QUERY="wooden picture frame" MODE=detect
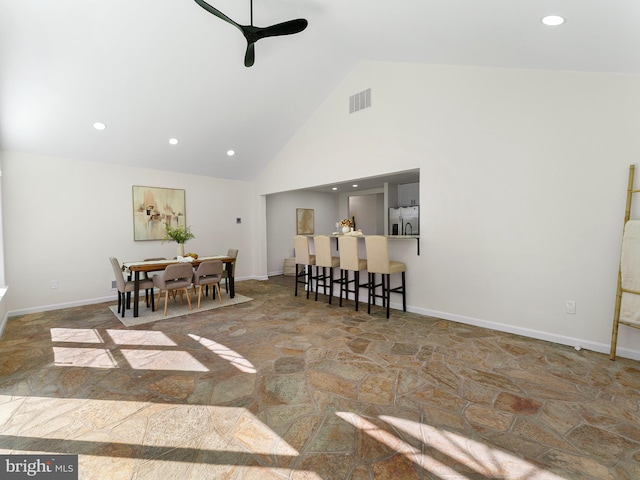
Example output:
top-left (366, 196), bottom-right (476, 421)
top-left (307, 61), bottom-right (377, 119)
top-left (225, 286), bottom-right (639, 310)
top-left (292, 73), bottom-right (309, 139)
top-left (132, 186), bottom-right (186, 241)
top-left (296, 208), bottom-right (314, 235)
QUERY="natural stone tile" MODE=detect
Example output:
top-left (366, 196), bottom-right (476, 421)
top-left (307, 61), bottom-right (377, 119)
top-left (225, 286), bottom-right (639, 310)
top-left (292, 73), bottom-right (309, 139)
top-left (296, 453), bottom-right (354, 479)
top-left (421, 405), bottom-right (467, 432)
top-left (212, 373), bottom-right (255, 404)
top-left (308, 371), bottom-right (358, 399)
top-left (484, 432), bottom-right (549, 459)
top-left (421, 361), bottom-right (461, 392)
top-left (146, 375), bottom-right (195, 400)
top-left (461, 379), bottom-right (497, 406)
top-left (260, 404), bottom-right (316, 435)
top-left (310, 359), bottom-right (368, 382)
top-left (494, 391), bottom-right (542, 415)
top-left (511, 418), bottom-right (578, 452)
top-left (370, 453), bottom-right (421, 479)
top-left (539, 449), bottom-right (616, 480)
top-left (464, 404), bottom-right (513, 432)
top-left (611, 423), bottom-right (640, 443)
top-left (260, 374), bottom-right (310, 406)
top-left (274, 356), bottom-right (305, 374)
top-left (359, 373), bottom-right (395, 405)
top-left (400, 385), bottom-right (466, 413)
top-left (396, 370), bottom-right (427, 396)
top-left (390, 343), bottom-right (420, 355)
top-left (347, 337), bottom-right (370, 354)
top-left (538, 400), bottom-right (583, 435)
top-left (307, 416), bottom-right (356, 453)
top-left (567, 424), bottom-right (639, 464)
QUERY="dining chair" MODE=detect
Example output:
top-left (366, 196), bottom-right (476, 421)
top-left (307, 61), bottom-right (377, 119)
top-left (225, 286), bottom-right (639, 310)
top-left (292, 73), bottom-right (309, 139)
top-left (222, 249), bottom-right (238, 293)
top-left (142, 257), bottom-right (168, 300)
top-left (152, 263), bottom-right (194, 316)
top-left (365, 235), bottom-right (407, 318)
top-left (109, 257), bottom-right (155, 317)
top-left (192, 260), bottom-right (224, 308)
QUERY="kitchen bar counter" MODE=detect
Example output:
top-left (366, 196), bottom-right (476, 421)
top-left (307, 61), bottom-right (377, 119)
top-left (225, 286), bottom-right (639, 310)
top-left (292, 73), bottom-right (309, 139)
top-left (327, 233), bottom-right (421, 255)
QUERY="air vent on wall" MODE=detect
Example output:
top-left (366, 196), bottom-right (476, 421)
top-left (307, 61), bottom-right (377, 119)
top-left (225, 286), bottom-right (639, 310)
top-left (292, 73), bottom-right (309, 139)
top-left (349, 88), bottom-right (371, 114)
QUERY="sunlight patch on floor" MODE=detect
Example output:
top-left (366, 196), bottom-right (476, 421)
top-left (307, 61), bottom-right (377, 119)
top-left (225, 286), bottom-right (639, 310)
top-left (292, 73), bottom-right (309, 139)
top-left (337, 412), bottom-right (565, 480)
top-left (0, 395), bottom-right (299, 463)
top-left (189, 334), bottom-right (257, 373)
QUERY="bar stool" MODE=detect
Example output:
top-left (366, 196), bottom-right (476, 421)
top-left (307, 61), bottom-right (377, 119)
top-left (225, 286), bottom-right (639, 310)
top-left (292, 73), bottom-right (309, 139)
top-left (365, 236), bottom-right (406, 318)
top-left (338, 235), bottom-right (369, 311)
top-left (313, 235), bottom-right (340, 303)
top-left (294, 235), bottom-right (316, 299)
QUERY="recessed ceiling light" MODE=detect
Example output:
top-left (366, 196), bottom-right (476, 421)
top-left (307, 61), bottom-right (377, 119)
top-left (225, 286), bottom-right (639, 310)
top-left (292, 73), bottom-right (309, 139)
top-left (352, 184), bottom-right (358, 188)
top-left (227, 150), bottom-right (235, 156)
top-left (93, 122), bottom-right (106, 130)
top-left (332, 187), bottom-right (338, 191)
top-left (169, 138), bottom-right (179, 145)
top-left (541, 15), bottom-right (565, 26)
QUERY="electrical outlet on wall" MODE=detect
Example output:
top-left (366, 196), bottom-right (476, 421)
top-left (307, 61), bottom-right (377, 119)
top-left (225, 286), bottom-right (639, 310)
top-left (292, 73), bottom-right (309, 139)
top-left (565, 300), bottom-right (576, 314)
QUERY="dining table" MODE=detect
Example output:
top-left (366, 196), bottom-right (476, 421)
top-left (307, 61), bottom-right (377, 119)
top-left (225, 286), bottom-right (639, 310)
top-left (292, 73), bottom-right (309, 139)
top-left (122, 255), bottom-right (236, 317)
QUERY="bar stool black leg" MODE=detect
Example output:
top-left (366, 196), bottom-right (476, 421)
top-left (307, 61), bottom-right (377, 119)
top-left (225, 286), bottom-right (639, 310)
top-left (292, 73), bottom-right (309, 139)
top-left (353, 271), bottom-right (360, 312)
top-left (329, 267), bottom-right (334, 304)
top-left (386, 274), bottom-right (391, 319)
top-left (402, 271), bottom-right (406, 311)
top-left (367, 272), bottom-right (373, 314)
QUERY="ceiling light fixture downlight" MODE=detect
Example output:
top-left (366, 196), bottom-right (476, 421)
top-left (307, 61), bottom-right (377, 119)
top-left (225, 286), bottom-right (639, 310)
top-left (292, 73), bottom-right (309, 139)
top-left (93, 122), bottom-right (106, 130)
top-left (227, 150), bottom-right (235, 156)
top-left (541, 15), bottom-right (565, 26)
top-left (169, 138), bottom-right (179, 145)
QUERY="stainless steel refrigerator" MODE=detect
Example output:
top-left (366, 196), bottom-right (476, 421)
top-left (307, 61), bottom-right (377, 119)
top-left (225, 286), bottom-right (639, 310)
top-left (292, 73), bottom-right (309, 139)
top-left (389, 206), bottom-right (419, 235)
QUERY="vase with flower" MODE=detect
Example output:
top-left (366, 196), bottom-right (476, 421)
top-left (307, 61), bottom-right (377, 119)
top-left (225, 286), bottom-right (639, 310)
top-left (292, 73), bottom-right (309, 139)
top-left (339, 218), bottom-right (354, 234)
top-left (163, 223), bottom-right (195, 257)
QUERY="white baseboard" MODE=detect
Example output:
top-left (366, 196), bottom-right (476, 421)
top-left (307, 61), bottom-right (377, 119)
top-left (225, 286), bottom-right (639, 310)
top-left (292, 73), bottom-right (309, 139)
top-left (399, 302), bottom-right (640, 362)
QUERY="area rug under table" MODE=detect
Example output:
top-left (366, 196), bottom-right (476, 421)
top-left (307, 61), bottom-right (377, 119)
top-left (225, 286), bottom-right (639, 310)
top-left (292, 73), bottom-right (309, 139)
top-left (109, 294), bottom-right (253, 326)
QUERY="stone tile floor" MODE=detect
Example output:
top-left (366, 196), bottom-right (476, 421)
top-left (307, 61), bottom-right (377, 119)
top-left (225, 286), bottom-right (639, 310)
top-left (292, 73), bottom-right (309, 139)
top-left (0, 276), bottom-right (639, 479)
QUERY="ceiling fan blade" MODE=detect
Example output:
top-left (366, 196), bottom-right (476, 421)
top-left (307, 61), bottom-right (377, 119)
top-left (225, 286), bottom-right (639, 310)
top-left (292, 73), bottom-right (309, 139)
top-left (244, 42), bottom-right (256, 67)
top-left (255, 18), bottom-right (308, 39)
top-left (193, 0), bottom-right (241, 31)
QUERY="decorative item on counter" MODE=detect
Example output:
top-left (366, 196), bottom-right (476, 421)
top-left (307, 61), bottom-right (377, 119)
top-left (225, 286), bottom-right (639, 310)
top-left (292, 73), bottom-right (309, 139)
top-left (163, 223), bottom-right (195, 257)
top-left (185, 252), bottom-right (198, 259)
top-left (339, 218), bottom-right (354, 234)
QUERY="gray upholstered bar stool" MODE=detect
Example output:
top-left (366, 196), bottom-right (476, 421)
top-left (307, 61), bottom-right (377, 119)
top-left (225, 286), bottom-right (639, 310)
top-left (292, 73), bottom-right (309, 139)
top-left (338, 235), bottom-right (369, 311)
top-left (313, 235), bottom-right (340, 303)
top-left (294, 235), bottom-right (316, 299)
top-left (365, 235), bottom-right (406, 318)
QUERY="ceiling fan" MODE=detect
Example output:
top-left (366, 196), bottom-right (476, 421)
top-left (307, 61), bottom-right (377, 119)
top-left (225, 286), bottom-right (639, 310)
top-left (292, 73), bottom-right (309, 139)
top-left (193, 0), bottom-right (308, 67)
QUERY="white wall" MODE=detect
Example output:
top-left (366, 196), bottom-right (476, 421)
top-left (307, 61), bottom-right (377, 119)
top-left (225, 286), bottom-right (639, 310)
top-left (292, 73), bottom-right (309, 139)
top-left (265, 190), bottom-right (339, 275)
top-left (2, 151), bottom-right (257, 314)
top-left (256, 62), bottom-right (640, 360)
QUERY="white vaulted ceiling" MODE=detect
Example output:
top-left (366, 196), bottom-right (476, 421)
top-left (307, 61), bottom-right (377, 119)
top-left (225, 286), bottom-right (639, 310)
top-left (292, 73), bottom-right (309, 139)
top-left (1, 0), bottom-right (639, 181)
